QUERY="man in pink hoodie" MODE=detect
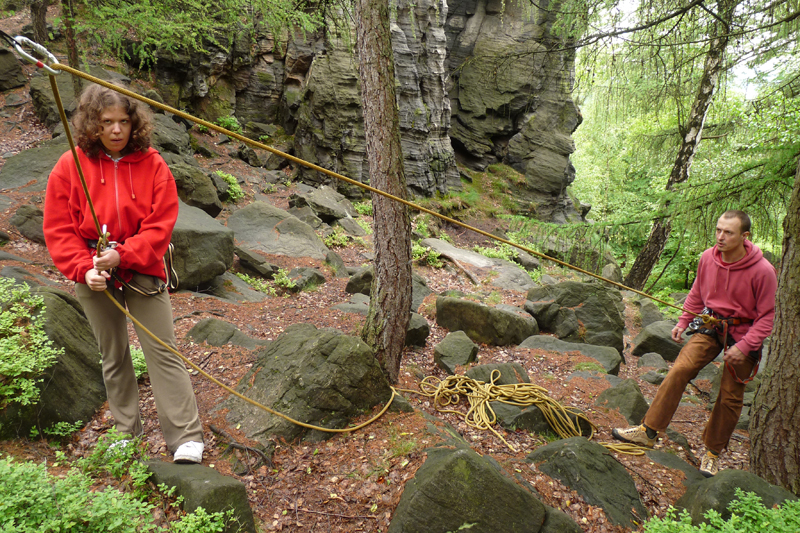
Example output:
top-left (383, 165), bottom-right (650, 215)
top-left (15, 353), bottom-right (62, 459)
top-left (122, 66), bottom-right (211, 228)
top-left (612, 211), bottom-right (777, 477)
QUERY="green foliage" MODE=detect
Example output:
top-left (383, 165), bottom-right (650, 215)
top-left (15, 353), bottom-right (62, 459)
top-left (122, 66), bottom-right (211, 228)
top-left (236, 272), bottom-right (278, 297)
top-left (214, 116), bottom-right (242, 134)
top-left (0, 279), bottom-right (62, 409)
top-left (196, 124), bottom-right (209, 134)
top-left (169, 507), bottom-right (234, 533)
top-left (130, 345), bottom-right (148, 379)
top-left (573, 362), bottom-right (606, 373)
top-left (356, 218), bottom-right (373, 235)
top-left (214, 171), bottom-right (245, 202)
top-left (273, 268), bottom-right (297, 290)
top-left (413, 215), bottom-right (431, 238)
top-left (411, 242), bottom-right (444, 268)
top-left (323, 227), bottom-right (352, 248)
top-left (43, 420), bottom-right (84, 440)
top-left (472, 243), bottom-right (517, 262)
top-left (354, 201), bottom-right (373, 216)
top-left (643, 488), bottom-right (800, 532)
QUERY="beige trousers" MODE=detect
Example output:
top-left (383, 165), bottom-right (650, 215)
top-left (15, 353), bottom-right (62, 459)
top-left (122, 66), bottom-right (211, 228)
top-left (76, 273), bottom-right (202, 451)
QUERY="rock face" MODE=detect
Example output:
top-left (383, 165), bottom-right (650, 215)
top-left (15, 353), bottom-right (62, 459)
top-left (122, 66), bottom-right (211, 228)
top-left (444, 0), bottom-right (583, 222)
top-left (143, 0), bottom-right (579, 219)
top-left (436, 295), bottom-right (539, 346)
top-left (0, 49), bottom-right (27, 91)
top-left (222, 324), bottom-right (392, 443)
top-left (172, 202), bottom-right (235, 289)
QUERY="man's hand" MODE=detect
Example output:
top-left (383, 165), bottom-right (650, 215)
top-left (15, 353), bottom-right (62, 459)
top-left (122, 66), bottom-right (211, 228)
top-left (671, 325), bottom-right (685, 343)
top-left (93, 248), bottom-right (121, 271)
top-left (85, 268), bottom-right (110, 291)
top-left (723, 345), bottom-right (747, 365)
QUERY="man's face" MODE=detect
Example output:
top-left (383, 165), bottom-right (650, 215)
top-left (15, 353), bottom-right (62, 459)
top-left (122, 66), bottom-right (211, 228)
top-left (715, 216), bottom-right (749, 255)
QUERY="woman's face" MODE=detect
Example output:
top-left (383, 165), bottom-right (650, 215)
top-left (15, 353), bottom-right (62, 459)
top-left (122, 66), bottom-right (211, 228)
top-left (99, 105), bottom-right (131, 158)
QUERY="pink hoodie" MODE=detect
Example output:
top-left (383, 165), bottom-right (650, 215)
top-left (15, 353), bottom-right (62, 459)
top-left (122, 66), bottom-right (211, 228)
top-left (677, 240), bottom-right (777, 354)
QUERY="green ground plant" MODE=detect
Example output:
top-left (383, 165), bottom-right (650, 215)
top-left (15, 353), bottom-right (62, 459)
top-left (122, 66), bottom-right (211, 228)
top-left (643, 488), bottom-right (800, 532)
top-left (0, 279), bottom-right (63, 409)
top-left (272, 268), bottom-right (297, 291)
top-left (130, 345), bottom-right (148, 379)
top-left (411, 241), bottom-right (444, 268)
top-left (214, 116), bottom-right (242, 134)
top-left (214, 171), bottom-right (244, 202)
top-left (323, 227), bottom-right (352, 248)
top-left (236, 272), bottom-right (278, 297)
top-left (356, 219), bottom-right (373, 235)
top-left (354, 201), bottom-right (373, 216)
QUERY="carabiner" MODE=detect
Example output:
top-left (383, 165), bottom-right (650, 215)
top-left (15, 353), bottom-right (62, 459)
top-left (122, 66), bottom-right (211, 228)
top-left (10, 35), bottom-right (60, 75)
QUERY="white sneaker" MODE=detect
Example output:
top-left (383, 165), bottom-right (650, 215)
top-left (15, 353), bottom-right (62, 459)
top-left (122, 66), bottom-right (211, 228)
top-left (173, 441), bottom-right (204, 464)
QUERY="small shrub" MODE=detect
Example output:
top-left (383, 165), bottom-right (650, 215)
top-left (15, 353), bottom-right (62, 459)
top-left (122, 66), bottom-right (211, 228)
top-left (324, 227), bottom-right (351, 248)
top-left (43, 420), bottom-right (84, 440)
top-left (196, 124), bottom-right (209, 134)
top-left (413, 216), bottom-right (431, 238)
top-left (573, 362), bottom-right (606, 373)
top-left (0, 279), bottom-right (63, 409)
top-left (130, 345), bottom-right (148, 379)
top-left (235, 272), bottom-right (277, 297)
top-left (473, 244), bottom-right (517, 261)
top-left (214, 115), bottom-right (241, 134)
top-left (356, 219), bottom-right (373, 235)
top-left (353, 201), bottom-right (373, 216)
top-left (411, 242), bottom-right (444, 268)
top-left (273, 268), bottom-right (297, 290)
top-left (214, 171), bottom-right (244, 202)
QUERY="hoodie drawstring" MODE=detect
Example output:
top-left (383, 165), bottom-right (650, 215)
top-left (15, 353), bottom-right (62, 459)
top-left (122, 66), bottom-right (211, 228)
top-left (128, 163), bottom-right (136, 200)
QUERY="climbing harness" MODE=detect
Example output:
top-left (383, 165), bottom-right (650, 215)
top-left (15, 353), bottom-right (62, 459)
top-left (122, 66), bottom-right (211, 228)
top-left (0, 35), bottom-right (723, 451)
top-left (687, 308), bottom-right (759, 384)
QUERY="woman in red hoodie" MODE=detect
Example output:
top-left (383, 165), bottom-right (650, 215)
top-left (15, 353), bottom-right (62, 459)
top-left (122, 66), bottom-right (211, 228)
top-left (43, 84), bottom-right (204, 463)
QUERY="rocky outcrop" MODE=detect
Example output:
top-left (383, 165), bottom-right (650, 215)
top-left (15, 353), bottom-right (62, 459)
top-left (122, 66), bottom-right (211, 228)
top-left (172, 201), bottom-right (235, 289)
top-left (445, 0), bottom-right (583, 222)
top-left (436, 295), bottom-right (539, 346)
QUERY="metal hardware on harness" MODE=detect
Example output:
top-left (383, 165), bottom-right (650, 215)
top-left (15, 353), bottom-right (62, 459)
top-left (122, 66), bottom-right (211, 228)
top-left (7, 34), bottom-right (61, 75)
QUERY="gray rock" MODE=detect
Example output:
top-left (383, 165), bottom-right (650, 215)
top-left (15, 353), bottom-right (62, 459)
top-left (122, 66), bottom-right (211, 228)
top-left (287, 267), bottom-right (326, 292)
top-left (334, 216), bottom-right (367, 236)
top-left (635, 299), bottom-right (664, 328)
top-left (9, 205), bottom-right (45, 244)
top-left (330, 293), bottom-right (371, 315)
top-left (665, 428), bottom-right (698, 463)
top-left (519, 335), bottom-right (622, 375)
top-left (185, 318), bottom-right (269, 350)
top-left (566, 370), bottom-right (624, 388)
top-left (288, 186), bottom-right (357, 222)
top-left (0, 282), bottom-right (105, 439)
top-left (632, 320), bottom-right (686, 361)
top-left (146, 461), bottom-right (256, 533)
top-left (222, 323), bottom-right (392, 443)
top-left (602, 262), bottom-right (622, 283)
top-left (345, 266), bottom-right (432, 312)
top-left (227, 201), bottom-right (329, 261)
top-left (675, 470), bottom-right (798, 526)
top-left (525, 281), bottom-right (625, 353)
top-left (0, 194), bottom-right (13, 211)
top-left (324, 250), bottom-right (349, 278)
top-left (526, 437), bottom-right (647, 528)
top-left (389, 447), bottom-right (546, 533)
top-left (405, 312), bottom-right (430, 347)
top-left (594, 379), bottom-right (650, 426)
top-left (0, 250), bottom-right (30, 263)
top-left (189, 273), bottom-right (270, 304)
top-left (433, 331), bottom-right (479, 374)
top-left (541, 506), bottom-right (583, 533)
top-left (641, 370), bottom-right (667, 385)
top-left (151, 113), bottom-right (193, 157)
top-left (234, 246), bottom-right (276, 278)
top-left (170, 161), bottom-right (223, 217)
top-left (466, 362), bottom-right (530, 385)
top-left (512, 250), bottom-right (540, 271)
top-left (637, 352), bottom-right (668, 369)
top-left (436, 296), bottom-right (539, 346)
top-left (1, 266), bottom-right (58, 286)
top-left (287, 206), bottom-right (323, 228)
top-left (0, 49), bottom-right (26, 91)
top-left (491, 401), bottom-right (593, 437)
top-left (0, 137), bottom-right (68, 191)
top-left (172, 201), bottom-right (235, 289)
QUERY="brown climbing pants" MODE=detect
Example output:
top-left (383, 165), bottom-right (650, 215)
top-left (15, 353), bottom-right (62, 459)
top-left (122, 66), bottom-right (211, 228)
top-left (642, 333), bottom-right (757, 454)
top-left (76, 273), bottom-right (203, 451)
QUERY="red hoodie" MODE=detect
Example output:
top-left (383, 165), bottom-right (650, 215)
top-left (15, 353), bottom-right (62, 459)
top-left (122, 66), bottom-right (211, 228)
top-left (43, 147), bottom-right (179, 285)
top-left (677, 240), bottom-right (777, 355)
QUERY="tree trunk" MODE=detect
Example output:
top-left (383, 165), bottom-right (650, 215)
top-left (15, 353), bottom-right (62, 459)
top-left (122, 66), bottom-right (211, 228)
top-left (355, 0), bottom-right (412, 383)
top-left (30, 0), bottom-right (49, 47)
top-left (62, 0), bottom-right (83, 97)
top-left (750, 159), bottom-right (800, 495)
top-left (623, 1), bottom-right (734, 290)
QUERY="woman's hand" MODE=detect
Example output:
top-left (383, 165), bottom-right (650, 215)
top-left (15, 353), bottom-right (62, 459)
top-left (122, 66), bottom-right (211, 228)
top-left (93, 248), bottom-right (121, 271)
top-left (85, 268), bottom-right (111, 291)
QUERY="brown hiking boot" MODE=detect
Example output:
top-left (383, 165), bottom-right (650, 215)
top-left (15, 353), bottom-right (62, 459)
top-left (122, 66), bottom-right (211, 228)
top-left (611, 424), bottom-right (656, 448)
top-left (700, 451), bottom-right (719, 477)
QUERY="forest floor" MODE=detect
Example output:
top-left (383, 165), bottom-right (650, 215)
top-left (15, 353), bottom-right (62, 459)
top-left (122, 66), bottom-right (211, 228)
top-left (0, 11), bottom-right (754, 533)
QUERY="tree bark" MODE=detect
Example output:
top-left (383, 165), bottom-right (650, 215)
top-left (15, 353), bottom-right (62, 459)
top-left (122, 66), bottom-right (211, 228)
top-left (355, 0), bottom-right (412, 382)
top-left (62, 0), bottom-right (83, 97)
top-left (30, 0), bottom-right (49, 47)
top-left (750, 159), bottom-right (800, 495)
top-left (623, 0), bottom-right (734, 290)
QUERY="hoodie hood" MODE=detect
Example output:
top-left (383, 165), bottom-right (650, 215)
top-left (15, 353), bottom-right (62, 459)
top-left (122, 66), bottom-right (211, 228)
top-left (711, 240), bottom-right (763, 292)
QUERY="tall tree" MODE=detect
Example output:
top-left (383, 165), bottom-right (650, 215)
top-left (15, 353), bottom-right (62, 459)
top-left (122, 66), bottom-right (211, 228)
top-left (750, 158), bottom-right (800, 495)
top-left (355, 0), bottom-right (413, 381)
top-left (29, 0), bottom-right (49, 47)
top-left (623, 0), bottom-right (736, 290)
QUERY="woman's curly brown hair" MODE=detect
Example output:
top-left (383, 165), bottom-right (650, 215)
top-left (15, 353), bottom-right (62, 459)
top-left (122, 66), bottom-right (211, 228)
top-left (72, 84), bottom-right (154, 158)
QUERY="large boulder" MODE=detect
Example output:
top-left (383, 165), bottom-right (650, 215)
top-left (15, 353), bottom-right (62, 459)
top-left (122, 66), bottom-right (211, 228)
top-left (525, 281), bottom-right (625, 353)
top-left (185, 318), bottom-right (269, 350)
top-left (632, 320), bottom-right (689, 361)
top-left (519, 335), bottom-right (622, 375)
top-left (345, 266), bottom-right (433, 312)
top-left (0, 282), bottom-right (105, 439)
top-left (594, 378), bottom-right (649, 426)
top-left (526, 437), bottom-right (647, 528)
top-left (226, 201), bottom-right (329, 261)
top-left (0, 49), bottom-right (26, 91)
top-left (388, 447), bottom-right (547, 533)
top-left (222, 323), bottom-right (392, 443)
top-left (172, 202), bottom-right (234, 289)
top-left (288, 186), bottom-right (357, 222)
top-left (0, 137), bottom-right (69, 192)
top-left (675, 470), bottom-right (798, 526)
top-left (436, 296), bottom-right (539, 346)
top-left (170, 162), bottom-right (223, 217)
top-left (9, 204), bottom-right (45, 244)
top-left (433, 331), bottom-right (479, 374)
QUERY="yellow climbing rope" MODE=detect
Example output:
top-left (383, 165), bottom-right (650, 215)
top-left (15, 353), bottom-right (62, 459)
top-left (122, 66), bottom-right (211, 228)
top-left (5, 37), bottom-right (678, 451)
